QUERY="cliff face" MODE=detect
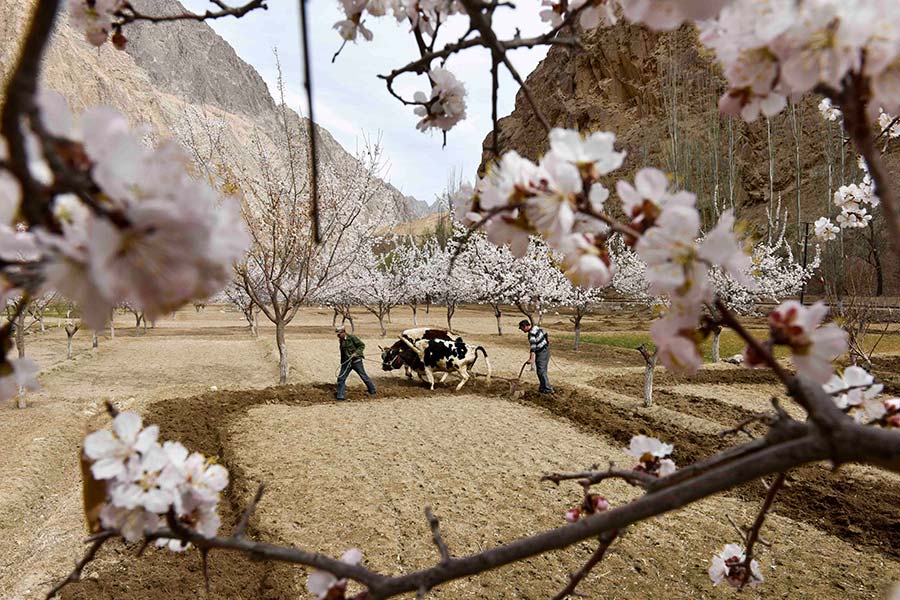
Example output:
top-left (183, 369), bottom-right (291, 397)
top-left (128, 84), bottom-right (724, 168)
top-left (1, 0), bottom-right (430, 222)
top-left (482, 23), bottom-right (898, 230)
top-left (480, 23), bottom-right (900, 294)
top-left (122, 0), bottom-right (274, 118)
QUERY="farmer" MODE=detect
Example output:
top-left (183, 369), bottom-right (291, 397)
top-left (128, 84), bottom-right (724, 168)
top-left (518, 319), bottom-right (554, 394)
top-left (335, 326), bottom-right (377, 401)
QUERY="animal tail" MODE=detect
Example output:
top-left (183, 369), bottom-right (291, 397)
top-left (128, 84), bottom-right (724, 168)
top-left (475, 346), bottom-right (491, 384)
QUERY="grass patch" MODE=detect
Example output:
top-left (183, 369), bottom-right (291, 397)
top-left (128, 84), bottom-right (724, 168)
top-left (561, 329), bottom-right (791, 363)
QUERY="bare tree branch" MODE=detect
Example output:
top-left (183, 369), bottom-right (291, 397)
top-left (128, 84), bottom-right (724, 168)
top-left (233, 484), bottom-right (266, 538)
top-left (45, 531), bottom-right (116, 599)
top-left (115, 0), bottom-right (268, 25)
top-left (425, 507), bottom-right (452, 564)
top-left (550, 530), bottom-right (618, 600)
top-left (739, 472), bottom-right (786, 588)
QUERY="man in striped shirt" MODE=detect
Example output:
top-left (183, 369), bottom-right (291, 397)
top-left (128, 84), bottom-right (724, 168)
top-left (518, 319), bottom-right (554, 394)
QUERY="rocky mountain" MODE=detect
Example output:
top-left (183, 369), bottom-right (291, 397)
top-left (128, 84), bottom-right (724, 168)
top-left (1, 0), bottom-right (431, 223)
top-left (481, 22), bottom-right (900, 294)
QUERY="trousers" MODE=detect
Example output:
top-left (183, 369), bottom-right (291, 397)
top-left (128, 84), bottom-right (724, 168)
top-left (336, 358), bottom-right (376, 399)
top-left (535, 348), bottom-right (553, 393)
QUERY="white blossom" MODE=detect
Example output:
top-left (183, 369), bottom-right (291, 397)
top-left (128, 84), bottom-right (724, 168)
top-left (814, 217), bottom-right (839, 241)
top-left (306, 548), bottom-right (364, 599)
top-left (763, 301), bottom-right (848, 383)
top-left (414, 68), bottom-right (467, 132)
top-left (709, 543), bottom-right (764, 588)
top-left (625, 435), bottom-right (673, 462)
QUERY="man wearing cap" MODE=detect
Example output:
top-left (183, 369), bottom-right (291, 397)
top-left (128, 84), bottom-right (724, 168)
top-left (518, 319), bottom-right (554, 394)
top-left (335, 326), bottom-right (377, 401)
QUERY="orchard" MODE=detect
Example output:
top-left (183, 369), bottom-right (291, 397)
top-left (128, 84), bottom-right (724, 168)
top-left (2, 0), bottom-right (900, 599)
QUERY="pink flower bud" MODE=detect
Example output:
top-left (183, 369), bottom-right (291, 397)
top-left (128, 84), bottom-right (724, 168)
top-left (592, 495), bottom-right (609, 512)
top-left (564, 507), bottom-right (581, 523)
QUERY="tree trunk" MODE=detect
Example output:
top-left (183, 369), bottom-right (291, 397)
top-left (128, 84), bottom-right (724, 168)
top-left (15, 310), bottom-right (25, 358)
top-left (92, 331), bottom-right (98, 349)
top-left (332, 308), bottom-right (338, 328)
top-left (446, 304), bottom-right (455, 331)
top-left (109, 310), bottom-right (115, 340)
top-left (251, 310), bottom-right (258, 337)
top-left (493, 305), bottom-right (502, 336)
top-left (410, 304), bottom-right (418, 326)
top-left (386, 308), bottom-right (392, 324)
top-left (65, 324), bottom-right (78, 360)
top-left (275, 319), bottom-right (288, 384)
top-left (573, 314), bottom-right (583, 351)
top-left (377, 313), bottom-right (387, 337)
top-left (711, 327), bottom-right (722, 363)
top-left (38, 317), bottom-right (44, 332)
top-left (637, 344), bottom-right (656, 407)
top-left (868, 227), bottom-right (885, 296)
top-left (643, 356), bottom-right (656, 407)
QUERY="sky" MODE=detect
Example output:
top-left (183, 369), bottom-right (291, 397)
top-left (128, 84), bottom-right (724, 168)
top-left (179, 0), bottom-right (549, 205)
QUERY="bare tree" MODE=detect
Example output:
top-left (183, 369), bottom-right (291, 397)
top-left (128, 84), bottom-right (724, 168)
top-left (230, 73), bottom-right (385, 383)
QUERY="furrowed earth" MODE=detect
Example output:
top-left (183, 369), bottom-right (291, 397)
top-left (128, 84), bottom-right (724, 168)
top-left (2, 306), bottom-right (898, 600)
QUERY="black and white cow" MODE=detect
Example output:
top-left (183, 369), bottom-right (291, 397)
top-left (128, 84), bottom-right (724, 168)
top-left (381, 331), bottom-right (491, 391)
top-left (384, 328), bottom-right (456, 380)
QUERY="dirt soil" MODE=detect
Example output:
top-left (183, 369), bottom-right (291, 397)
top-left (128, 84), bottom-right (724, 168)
top-left (1, 306), bottom-right (899, 600)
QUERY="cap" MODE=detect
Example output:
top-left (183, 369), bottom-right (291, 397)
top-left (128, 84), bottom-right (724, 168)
top-left (335, 326), bottom-right (346, 333)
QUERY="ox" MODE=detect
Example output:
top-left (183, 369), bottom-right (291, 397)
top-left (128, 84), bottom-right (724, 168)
top-left (385, 328), bottom-right (456, 380)
top-left (381, 331), bottom-right (491, 391)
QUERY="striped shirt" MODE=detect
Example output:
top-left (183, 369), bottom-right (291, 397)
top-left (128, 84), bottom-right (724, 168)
top-left (528, 326), bottom-right (549, 353)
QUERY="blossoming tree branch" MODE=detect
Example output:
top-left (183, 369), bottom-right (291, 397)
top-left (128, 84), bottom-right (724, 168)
top-left (1, 0), bottom-right (896, 599)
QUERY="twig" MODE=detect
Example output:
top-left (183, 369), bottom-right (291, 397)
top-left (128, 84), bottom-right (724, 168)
top-left (541, 467), bottom-right (657, 490)
top-left (550, 530), bottom-right (618, 600)
top-left (714, 299), bottom-right (794, 392)
top-left (739, 472), bottom-right (786, 588)
top-left (490, 56), bottom-right (500, 157)
top-left (458, 0), bottom-right (551, 132)
top-left (298, 0), bottom-right (320, 244)
top-left (201, 548), bottom-right (211, 593)
top-left (233, 483), bottom-right (266, 538)
top-left (45, 531), bottom-right (115, 599)
top-left (718, 412), bottom-right (776, 440)
top-left (580, 205), bottom-right (642, 241)
top-left (724, 514), bottom-right (771, 548)
top-left (424, 507), bottom-right (451, 563)
top-left (116, 0), bottom-right (268, 25)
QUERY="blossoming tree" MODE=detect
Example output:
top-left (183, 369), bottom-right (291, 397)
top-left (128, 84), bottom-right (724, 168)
top-left (392, 239), bottom-right (434, 327)
top-left (347, 237), bottom-right (415, 337)
top-left (463, 229), bottom-right (521, 335)
top-left (16, 1), bottom-right (900, 599)
top-left (229, 117), bottom-right (384, 383)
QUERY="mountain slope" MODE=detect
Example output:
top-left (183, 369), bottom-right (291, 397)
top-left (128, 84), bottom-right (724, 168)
top-left (1, 0), bottom-right (430, 222)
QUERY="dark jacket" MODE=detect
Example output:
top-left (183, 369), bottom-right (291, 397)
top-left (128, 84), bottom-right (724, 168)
top-left (340, 334), bottom-right (366, 362)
